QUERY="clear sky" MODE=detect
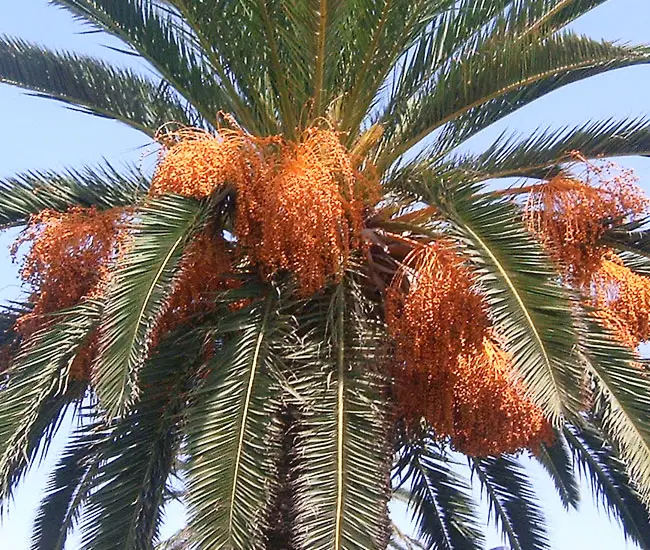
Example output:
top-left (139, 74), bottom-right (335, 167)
top-left (0, 1), bottom-right (649, 548)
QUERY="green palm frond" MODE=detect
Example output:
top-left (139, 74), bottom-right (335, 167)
top-left (0, 301), bottom-right (100, 503)
top-left (391, 0), bottom-right (610, 114)
top-left (618, 250), bottom-right (650, 277)
top-left (577, 315), bottom-right (650, 505)
top-left (94, 194), bottom-right (208, 418)
top-left (31, 424), bottom-right (107, 550)
top-left (292, 282), bottom-right (391, 549)
top-left (80, 331), bottom-right (202, 550)
top-left (392, 0), bottom-right (510, 89)
top-left (162, 0), bottom-right (287, 135)
top-left (446, 117), bottom-right (650, 183)
top-left (0, 162), bottom-right (148, 228)
top-left (470, 455), bottom-right (550, 550)
top-left (0, 36), bottom-right (194, 136)
top-left (401, 175), bottom-right (582, 422)
top-left (183, 293), bottom-right (287, 550)
top-left (563, 422), bottom-right (650, 549)
top-left (381, 34), bottom-right (650, 164)
top-left (337, 0), bottom-right (458, 137)
top-left (50, 0), bottom-right (228, 130)
top-left (393, 438), bottom-right (484, 550)
top-left (502, 0), bottom-right (610, 37)
top-left (535, 433), bottom-right (580, 510)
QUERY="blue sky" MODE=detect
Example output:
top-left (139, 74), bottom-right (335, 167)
top-left (0, 1), bottom-right (649, 548)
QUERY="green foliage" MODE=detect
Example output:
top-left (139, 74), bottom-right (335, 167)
top-left (394, 439), bottom-right (484, 550)
top-left (183, 293), bottom-right (287, 549)
top-left (381, 31), bottom-right (650, 164)
top-left (442, 117), bottom-right (650, 183)
top-left (577, 314), bottom-right (650, 504)
top-left (94, 194), bottom-right (207, 418)
top-left (81, 332), bottom-right (202, 550)
top-left (31, 424), bottom-right (106, 550)
top-left (51, 0), bottom-right (226, 129)
top-left (0, 162), bottom-right (148, 227)
top-left (0, 301), bottom-right (100, 503)
top-left (291, 283), bottom-right (391, 550)
top-left (470, 456), bottom-right (550, 550)
top-left (564, 422), bottom-right (650, 549)
top-left (1, 0), bottom-right (650, 548)
top-left (0, 35), bottom-right (193, 136)
top-left (535, 434), bottom-right (581, 510)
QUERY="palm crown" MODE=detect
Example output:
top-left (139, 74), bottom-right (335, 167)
top-left (2, 1), bottom-right (650, 549)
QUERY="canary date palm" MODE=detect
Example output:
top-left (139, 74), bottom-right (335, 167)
top-left (2, 1), bottom-right (650, 549)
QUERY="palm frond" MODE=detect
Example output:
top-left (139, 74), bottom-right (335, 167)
top-left (393, 437), bottom-right (484, 550)
top-left (504, 0), bottom-right (610, 38)
top-left (388, 0), bottom-right (513, 110)
top-left (470, 455), bottom-right (550, 550)
top-left (0, 162), bottom-right (148, 228)
top-left (0, 301), bottom-right (100, 503)
top-left (31, 423), bottom-right (107, 550)
top-left (94, 194), bottom-right (207, 418)
top-left (80, 331), bottom-right (202, 550)
top-left (390, 0), bottom-right (610, 116)
top-left (163, 0), bottom-right (286, 135)
top-left (337, 0), bottom-right (458, 137)
top-left (50, 0), bottom-right (227, 129)
top-left (381, 33), bottom-right (650, 164)
top-left (563, 422), bottom-right (650, 550)
top-left (577, 315), bottom-right (650, 505)
top-left (183, 293), bottom-right (286, 549)
top-left (0, 36), bottom-right (194, 136)
top-left (534, 433), bottom-right (580, 510)
top-left (292, 282), bottom-right (391, 549)
top-left (447, 117), bottom-right (650, 183)
top-left (603, 219), bottom-right (650, 276)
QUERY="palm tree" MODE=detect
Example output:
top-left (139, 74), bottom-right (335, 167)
top-left (2, 1), bottom-right (650, 549)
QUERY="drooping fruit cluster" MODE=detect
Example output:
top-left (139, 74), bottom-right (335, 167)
top-left (385, 242), bottom-right (550, 455)
top-left (150, 128), bottom-right (261, 198)
top-left (385, 242), bottom-right (490, 437)
top-left (151, 126), bottom-right (377, 295)
top-left (521, 159), bottom-right (650, 351)
top-left (12, 207), bottom-right (125, 337)
top-left (452, 336), bottom-right (553, 456)
top-left (591, 255), bottom-right (650, 348)
top-left (11, 207), bottom-right (126, 380)
top-left (524, 162), bottom-right (647, 285)
top-left (237, 128), bottom-right (374, 295)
